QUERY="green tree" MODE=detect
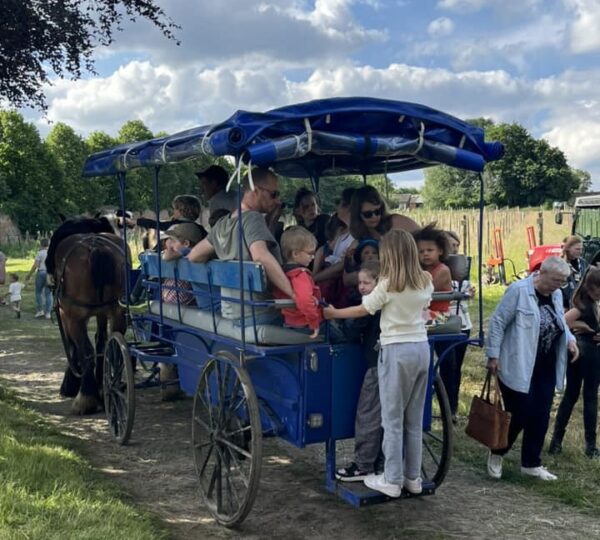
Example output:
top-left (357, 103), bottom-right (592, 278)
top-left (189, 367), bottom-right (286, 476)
top-left (46, 122), bottom-right (108, 215)
top-left (486, 123), bottom-right (578, 206)
top-left (422, 166), bottom-right (482, 208)
top-left (0, 110), bottom-right (62, 232)
top-left (0, 0), bottom-right (178, 111)
top-left (571, 168), bottom-right (592, 193)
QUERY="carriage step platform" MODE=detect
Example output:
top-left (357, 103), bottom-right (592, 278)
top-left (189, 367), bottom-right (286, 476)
top-left (330, 479), bottom-right (435, 507)
top-left (130, 342), bottom-right (175, 358)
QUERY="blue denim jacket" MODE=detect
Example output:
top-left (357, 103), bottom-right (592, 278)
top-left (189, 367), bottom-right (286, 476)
top-left (486, 275), bottom-right (575, 393)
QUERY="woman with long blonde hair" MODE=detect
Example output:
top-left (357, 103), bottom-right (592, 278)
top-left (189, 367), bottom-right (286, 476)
top-left (324, 229), bottom-right (433, 498)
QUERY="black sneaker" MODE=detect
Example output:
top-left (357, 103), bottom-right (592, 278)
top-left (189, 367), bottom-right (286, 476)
top-left (548, 439), bottom-right (562, 455)
top-left (585, 446), bottom-right (600, 458)
top-left (335, 462), bottom-right (371, 482)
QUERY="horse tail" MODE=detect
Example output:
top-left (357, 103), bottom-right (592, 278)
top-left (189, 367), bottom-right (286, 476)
top-left (90, 248), bottom-right (118, 303)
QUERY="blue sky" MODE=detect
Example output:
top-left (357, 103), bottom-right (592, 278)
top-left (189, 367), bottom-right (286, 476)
top-left (27, 0), bottom-right (600, 189)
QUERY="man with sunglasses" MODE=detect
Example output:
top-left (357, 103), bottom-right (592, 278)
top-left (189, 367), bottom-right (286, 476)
top-left (188, 167), bottom-right (294, 323)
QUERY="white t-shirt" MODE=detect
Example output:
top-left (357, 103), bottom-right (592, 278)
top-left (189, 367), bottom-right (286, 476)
top-left (362, 277), bottom-right (433, 346)
top-left (326, 231), bottom-right (354, 264)
top-left (9, 282), bottom-right (25, 302)
top-left (35, 248), bottom-right (48, 273)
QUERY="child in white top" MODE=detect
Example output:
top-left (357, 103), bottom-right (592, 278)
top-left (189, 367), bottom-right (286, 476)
top-left (324, 229), bottom-right (433, 497)
top-left (7, 273), bottom-right (25, 319)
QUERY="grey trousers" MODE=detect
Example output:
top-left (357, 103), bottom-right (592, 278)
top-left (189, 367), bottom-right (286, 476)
top-left (378, 341), bottom-right (429, 485)
top-left (355, 366), bottom-right (383, 471)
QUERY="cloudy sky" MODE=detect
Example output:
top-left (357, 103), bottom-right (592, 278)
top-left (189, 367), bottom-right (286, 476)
top-left (27, 0), bottom-right (600, 188)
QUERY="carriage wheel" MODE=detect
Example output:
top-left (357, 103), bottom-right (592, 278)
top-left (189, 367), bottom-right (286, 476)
top-left (103, 332), bottom-right (135, 445)
top-left (192, 352), bottom-right (262, 527)
top-left (421, 374), bottom-right (453, 488)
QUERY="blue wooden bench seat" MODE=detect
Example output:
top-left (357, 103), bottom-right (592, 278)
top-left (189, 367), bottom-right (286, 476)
top-left (139, 253), bottom-right (321, 346)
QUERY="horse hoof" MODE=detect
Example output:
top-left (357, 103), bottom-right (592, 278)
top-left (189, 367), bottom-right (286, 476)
top-left (72, 393), bottom-right (99, 415)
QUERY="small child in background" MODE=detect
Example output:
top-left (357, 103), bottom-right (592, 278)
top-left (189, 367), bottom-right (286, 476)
top-left (313, 215), bottom-right (346, 304)
top-left (345, 239), bottom-right (379, 306)
top-left (274, 226), bottom-right (323, 338)
top-left (337, 260), bottom-right (384, 481)
top-left (325, 230), bottom-right (433, 497)
top-left (7, 273), bottom-right (25, 319)
top-left (161, 222), bottom-right (207, 306)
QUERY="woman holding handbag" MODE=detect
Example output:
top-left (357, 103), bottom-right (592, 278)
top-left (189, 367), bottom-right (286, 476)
top-left (485, 256), bottom-right (579, 481)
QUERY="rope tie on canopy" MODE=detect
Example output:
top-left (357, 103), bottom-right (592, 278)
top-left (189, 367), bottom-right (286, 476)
top-left (225, 154), bottom-right (254, 194)
top-left (304, 118), bottom-right (313, 153)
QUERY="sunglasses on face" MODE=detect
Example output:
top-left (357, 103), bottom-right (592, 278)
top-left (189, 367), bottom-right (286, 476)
top-left (361, 208), bottom-right (382, 219)
top-left (256, 185), bottom-right (280, 199)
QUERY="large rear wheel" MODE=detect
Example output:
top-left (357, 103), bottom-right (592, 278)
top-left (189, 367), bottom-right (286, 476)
top-left (103, 332), bottom-right (135, 445)
top-left (421, 374), bottom-right (453, 487)
top-left (192, 352), bottom-right (262, 527)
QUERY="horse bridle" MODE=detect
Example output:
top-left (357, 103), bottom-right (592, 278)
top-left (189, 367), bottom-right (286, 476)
top-left (53, 234), bottom-right (126, 310)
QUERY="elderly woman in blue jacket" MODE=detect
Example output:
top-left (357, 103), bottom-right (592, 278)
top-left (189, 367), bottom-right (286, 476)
top-left (486, 256), bottom-right (579, 481)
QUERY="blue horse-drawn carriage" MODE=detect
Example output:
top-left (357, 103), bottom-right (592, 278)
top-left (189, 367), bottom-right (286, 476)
top-left (83, 97), bottom-right (503, 526)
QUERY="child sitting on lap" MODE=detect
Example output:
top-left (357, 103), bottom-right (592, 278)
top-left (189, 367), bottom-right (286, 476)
top-left (161, 223), bottom-right (207, 305)
top-left (337, 260), bottom-right (384, 481)
top-left (274, 226), bottom-right (323, 338)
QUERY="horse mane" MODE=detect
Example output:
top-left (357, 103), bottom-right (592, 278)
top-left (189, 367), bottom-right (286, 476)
top-left (46, 216), bottom-right (115, 277)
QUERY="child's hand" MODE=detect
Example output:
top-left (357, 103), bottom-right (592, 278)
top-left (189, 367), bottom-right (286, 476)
top-left (309, 328), bottom-right (319, 339)
top-left (323, 305), bottom-right (337, 320)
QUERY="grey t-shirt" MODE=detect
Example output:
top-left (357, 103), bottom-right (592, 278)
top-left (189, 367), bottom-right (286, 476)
top-left (208, 211), bottom-right (282, 320)
top-left (209, 189), bottom-right (239, 214)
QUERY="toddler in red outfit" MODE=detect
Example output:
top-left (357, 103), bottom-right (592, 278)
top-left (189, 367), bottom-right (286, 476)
top-left (275, 226), bottom-right (323, 338)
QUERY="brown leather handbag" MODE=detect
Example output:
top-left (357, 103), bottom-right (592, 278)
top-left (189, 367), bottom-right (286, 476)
top-left (465, 372), bottom-right (511, 450)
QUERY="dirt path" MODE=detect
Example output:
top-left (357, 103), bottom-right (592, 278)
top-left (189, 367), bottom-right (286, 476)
top-left (1, 316), bottom-right (600, 539)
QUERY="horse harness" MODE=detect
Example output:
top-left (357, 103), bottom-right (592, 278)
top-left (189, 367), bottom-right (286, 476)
top-left (53, 234), bottom-right (125, 310)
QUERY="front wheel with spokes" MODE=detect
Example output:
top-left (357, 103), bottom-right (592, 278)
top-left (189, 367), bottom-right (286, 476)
top-left (103, 332), bottom-right (135, 445)
top-left (421, 373), bottom-right (453, 487)
top-left (192, 352), bottom-right (262, 527)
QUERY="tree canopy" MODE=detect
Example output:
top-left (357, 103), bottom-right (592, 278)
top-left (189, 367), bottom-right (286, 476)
top-left (0, 0), bottom-right (178, 111)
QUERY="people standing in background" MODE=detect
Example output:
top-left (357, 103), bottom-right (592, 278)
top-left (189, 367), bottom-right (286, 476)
top-left (26, 238), bottom-right (52, 319)
top-left (561, 235), bottom-right (587, 310)
top-left (486, 257), bottom-right (578, 481)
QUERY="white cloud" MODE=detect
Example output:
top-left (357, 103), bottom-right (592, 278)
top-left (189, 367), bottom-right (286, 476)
top-left (437, 0), bottom-right (542, 12)
top-left (428, 17), bottom-right (455, 37)
top-left (106, 0), bottom-right (386, 68)
top-left (566, 0), bottom-right (600, 53)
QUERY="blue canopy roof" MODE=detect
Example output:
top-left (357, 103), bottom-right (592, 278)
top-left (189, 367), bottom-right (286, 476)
top-left (82, 97), bottom-right (503, 178)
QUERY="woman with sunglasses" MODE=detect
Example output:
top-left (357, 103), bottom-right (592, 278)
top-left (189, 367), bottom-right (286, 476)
top-left (293, 187), bottom-right (331, 247)
top-left (344, 186), bottom-right (419, 287)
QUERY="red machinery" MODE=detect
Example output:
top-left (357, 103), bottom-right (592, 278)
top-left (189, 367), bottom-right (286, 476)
top-left (526, 225), bottom-right (562, 273)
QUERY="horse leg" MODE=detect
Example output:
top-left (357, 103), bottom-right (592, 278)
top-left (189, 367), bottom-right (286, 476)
top-left (95, 314), bottom-right (108, 407)
top-left (59, 337), bottom-right (81, 398)
top-left (66, 318), bottom-right (99, 415)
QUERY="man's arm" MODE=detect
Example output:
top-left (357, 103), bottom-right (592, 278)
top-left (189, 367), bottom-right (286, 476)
top-left (249, 241), bottom-right (294, 298)
top-left (187, 238), bottom-right (216, 263)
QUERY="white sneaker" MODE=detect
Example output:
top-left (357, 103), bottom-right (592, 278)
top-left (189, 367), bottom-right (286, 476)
top-left (364, 473), bottom-right (402, 498)
top-left (34, 311), bottom-right (44, 318)
top-left (403, 477), bottom-right (423, 494)
top-left (520, 466), bottom-right (557, 481)
top-left (44, 313), bottom-right (51, 320)
top-left (487, 451), bottom-right (503, 479)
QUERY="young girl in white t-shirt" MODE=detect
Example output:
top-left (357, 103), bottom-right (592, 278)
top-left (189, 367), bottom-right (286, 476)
top-left (7, 273), bottom-right (26, 319)
top-left (324, 229), bottom-right (433, 497)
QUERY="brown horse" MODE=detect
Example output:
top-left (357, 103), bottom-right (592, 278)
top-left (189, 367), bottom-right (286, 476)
top-left (49, 217), bottom-right (128, 415)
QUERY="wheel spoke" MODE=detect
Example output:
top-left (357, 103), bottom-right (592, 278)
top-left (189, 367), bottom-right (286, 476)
top-left (223, 445), bottom-right (250, 489)
top-left (193, 414), bottom-right (212, 432)
top-left (424, 430), bottom-right (444, 444)
top-left (223, 424), bottom-right (252, 438)
top-left (214, 434), bottom-right (252, 460)
top-left (198, 444), bottom-right (215, 478)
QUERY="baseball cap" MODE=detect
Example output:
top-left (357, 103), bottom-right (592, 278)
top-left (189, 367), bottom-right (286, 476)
top-left (163, 223), bottom-right (206, 246)
top-left (195, 164), bottom-right (229, 186)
